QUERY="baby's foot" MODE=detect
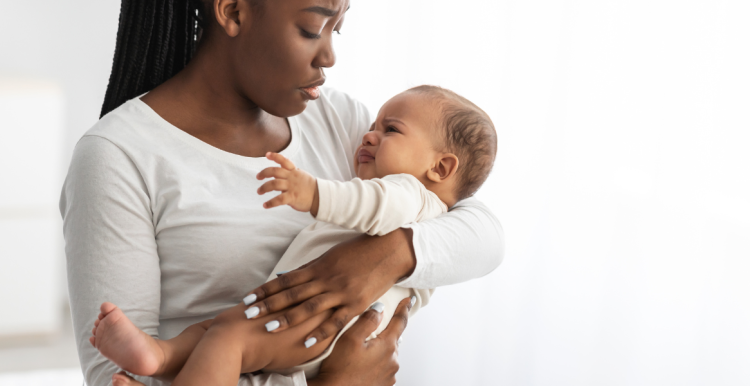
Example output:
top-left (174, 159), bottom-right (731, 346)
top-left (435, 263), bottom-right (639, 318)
top-left (91, 302), bottom-right (165, 376)
top-left (112, 372), bottom-right (147, 386)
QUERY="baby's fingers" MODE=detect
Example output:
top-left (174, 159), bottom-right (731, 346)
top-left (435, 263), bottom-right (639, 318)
top-left (263, 193), bottom-right (292, 209)
top-left (257, 167), bottom-right (290, 181)
top-left (258, 179), bottom-right (289, 195)
top-left (266, 152), bottom-right (296, 171)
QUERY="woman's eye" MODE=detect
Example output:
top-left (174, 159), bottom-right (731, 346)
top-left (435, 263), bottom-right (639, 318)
top-left (300, 29), bottom-right (322, 40)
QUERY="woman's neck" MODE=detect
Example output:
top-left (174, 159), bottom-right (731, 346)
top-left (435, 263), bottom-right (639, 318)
top-left (140, 44), bottom-right (292, 158)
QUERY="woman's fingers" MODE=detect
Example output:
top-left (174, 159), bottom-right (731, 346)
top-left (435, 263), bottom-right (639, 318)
top-left (244, 269), bottom-right (314, 312)
top-left (266, 152), bottom-right (296, 171)
top-left (267, 293), bottom-right (342, 333)
top-left (258, 179), bottom-right (289, 195)
top-left (337, 304), bottom-right (386, 345)
top-left (304, 306), bottom-right (353, 346)
top-left (256, 167), bottom-right (289, 181)
top-left (375, 298), bottom-right (412, 345)
top-left (246, 281), bottom-right (330, 322)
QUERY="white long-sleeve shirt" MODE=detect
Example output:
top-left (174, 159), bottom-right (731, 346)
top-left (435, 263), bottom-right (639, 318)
top-left (59, 87), bottom-right (504, 386)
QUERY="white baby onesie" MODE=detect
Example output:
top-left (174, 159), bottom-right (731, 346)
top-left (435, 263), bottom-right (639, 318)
top-left (263, 173), bottom-right (447, 378)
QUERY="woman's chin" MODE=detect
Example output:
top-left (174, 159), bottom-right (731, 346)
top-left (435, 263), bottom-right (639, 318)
top-left (263, 99), bottom-right (309, 118)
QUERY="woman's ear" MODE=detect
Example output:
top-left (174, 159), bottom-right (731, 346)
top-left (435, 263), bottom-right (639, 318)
top-left (426, 153), bottom-right (459, 183)
top-left (214, 0), bottom-right (248, 38)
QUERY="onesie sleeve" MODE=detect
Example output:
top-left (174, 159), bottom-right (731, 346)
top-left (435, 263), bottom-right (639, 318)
top-left (397, 197), bottom-right (505, 289)
top-left (315, 174), bottom-right (446, 236)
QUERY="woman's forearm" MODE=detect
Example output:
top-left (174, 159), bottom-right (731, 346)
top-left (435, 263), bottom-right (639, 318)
top-left (398, 196), bottom-right (505, 289)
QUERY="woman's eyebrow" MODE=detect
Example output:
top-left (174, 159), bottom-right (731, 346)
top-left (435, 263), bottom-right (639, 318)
top-left (302, 5), bottom-right (350, 17)
top-left (302, 6), bottom-right (338, 17)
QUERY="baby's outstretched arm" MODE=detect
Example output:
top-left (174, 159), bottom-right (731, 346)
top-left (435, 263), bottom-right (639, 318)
top-left (257, 152), bottom-right (320, 216)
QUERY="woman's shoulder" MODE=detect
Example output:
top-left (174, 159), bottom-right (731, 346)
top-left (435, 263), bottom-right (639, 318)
top-left (297, 87), bottom-right (371, 152)
top-left (76, 97), bottom-right (179, 161)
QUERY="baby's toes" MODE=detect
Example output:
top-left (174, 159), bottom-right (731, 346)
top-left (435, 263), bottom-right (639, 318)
top-left (95, 318), bottom-right (101, 327)
top-left (113, 372), bottom-right (145, 386)
top-left (100, 302), bottom-right (118, 315)
top-left (89, 336), bottom-right (96, 347)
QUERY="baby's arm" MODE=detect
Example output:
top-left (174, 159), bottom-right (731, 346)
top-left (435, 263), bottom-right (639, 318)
top-left (257, 153), bottom-right (442, 236)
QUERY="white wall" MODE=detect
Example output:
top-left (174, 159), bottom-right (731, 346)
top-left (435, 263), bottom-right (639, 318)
top-left (1, 0), bottom-right (749, 385)
top-left (327, 1), bottom-right (750, 385)
top-left (0, 0), bottom-right (121, 329)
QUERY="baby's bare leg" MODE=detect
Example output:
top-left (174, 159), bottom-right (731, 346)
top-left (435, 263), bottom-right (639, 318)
top-left (171, 303), bottom-right (335, 386)
top-left (152, 319), bottom-right (213, 379)
top-left (92, 302), bottom-right (212, 379)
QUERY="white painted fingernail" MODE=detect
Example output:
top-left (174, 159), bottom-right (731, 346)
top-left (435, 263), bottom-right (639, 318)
top-left (265, 320), bottom-right (280, 332)
top-left (243, 294), bottom-right (257, 306)
top-left (304, 337), bottom-right (317, 348)
top-left (371, 302), bottom-right (385, 313)
top-left (275, 271), bottom-right (290, 277)
top-left (410, 296), bottom-right (417, 307)
top-left (245, 307), bottom-right (259, 319)
top-left (398, 337), bottom-right (403, 345)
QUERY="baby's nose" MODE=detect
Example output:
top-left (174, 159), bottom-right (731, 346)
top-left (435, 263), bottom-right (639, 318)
top-left (362, 131), bottom-right (378, 146)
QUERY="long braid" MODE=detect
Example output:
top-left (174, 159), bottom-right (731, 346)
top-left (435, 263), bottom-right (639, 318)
top-left (100, 0), bottom-right (206, 118)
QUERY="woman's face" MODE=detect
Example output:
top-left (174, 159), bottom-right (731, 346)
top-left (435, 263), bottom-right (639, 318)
top-left (228, 0), bottom-right (349, 117)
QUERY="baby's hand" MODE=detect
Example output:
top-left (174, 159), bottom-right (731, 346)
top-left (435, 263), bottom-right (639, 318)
top-left (257, 152), bottom-right (319, 215)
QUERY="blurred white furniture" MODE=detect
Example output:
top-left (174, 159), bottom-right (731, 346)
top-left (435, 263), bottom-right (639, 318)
top-left (0, 79), bottom-right (64, 340)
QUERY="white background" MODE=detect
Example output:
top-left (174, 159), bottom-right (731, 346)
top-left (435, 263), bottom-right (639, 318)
top-left (1, 0), bottom-right (749, 385)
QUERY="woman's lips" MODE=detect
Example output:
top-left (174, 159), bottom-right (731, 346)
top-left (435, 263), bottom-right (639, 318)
top-left (300, 78), bottom-right (325, 100)
top-left (300, 86), bottom-right (320, 100)
top-left (358, 148), bottom-right (375, 163)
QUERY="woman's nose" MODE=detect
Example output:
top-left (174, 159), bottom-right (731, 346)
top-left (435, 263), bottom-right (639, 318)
top-left (362, 131), bottom-right (378, 146)
top-left (313, 36), bottom-right (336, 69)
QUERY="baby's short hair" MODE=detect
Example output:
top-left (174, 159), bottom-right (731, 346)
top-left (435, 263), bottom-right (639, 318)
top-left (408, 85), bottom-right (498, 200)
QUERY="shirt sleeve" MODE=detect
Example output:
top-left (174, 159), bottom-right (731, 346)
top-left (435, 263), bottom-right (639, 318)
top-left (397, 197), bottom-right (505, 289)
top-left (61, 136), bottom-right (305, 386)
top-left (61, 135), bottom-right (162, 386)
top-left (315, 174), bottom-right (443, 236)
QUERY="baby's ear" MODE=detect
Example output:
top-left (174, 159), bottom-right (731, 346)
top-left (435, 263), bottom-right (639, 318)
top-left (427, 153), bottom-right (459, 183)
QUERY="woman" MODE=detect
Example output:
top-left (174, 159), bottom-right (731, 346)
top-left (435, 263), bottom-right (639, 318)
top-left (60, 0), bottom-right (504, 385)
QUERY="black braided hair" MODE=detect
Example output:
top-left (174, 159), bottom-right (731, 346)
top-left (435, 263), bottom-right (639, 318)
top-left (100, 0), bottom-right (206, 117)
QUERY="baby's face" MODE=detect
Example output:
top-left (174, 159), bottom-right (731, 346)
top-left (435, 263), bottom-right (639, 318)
top-left (354, 92), bottom-right (441, 182)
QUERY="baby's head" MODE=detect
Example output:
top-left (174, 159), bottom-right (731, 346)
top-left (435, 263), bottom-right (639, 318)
top-left (354, 85), bottom-right (497, 206)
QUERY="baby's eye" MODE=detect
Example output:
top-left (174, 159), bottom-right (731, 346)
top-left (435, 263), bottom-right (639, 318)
top-left (386, 126), bottom-right (399, 133)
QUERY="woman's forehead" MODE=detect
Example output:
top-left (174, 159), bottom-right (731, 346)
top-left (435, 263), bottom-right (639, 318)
top-left (294, 0), bottom-right (350, 15)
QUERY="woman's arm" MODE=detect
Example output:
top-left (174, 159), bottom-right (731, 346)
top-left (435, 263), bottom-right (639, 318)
top-left (62, 136), bottom-right (312, 386)
top-left (241, 196), bottom-right (503, 342)
top-left (61, 136), bottom-right (163, 386)
top-left (398, 196), bottom-right (505, 288)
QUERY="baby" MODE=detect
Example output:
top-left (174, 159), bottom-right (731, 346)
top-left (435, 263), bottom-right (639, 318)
top-left (90, 85), bottom-right (497, 385)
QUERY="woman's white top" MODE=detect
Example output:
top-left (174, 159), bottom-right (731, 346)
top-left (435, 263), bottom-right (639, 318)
top-left (59, 88), bottom-right (505, 386)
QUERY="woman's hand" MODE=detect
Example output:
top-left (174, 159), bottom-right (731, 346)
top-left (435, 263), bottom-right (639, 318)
top-left (243, 228), bottom-right (416, 347)
top-left (309, 298), bottom-right (411, 386)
